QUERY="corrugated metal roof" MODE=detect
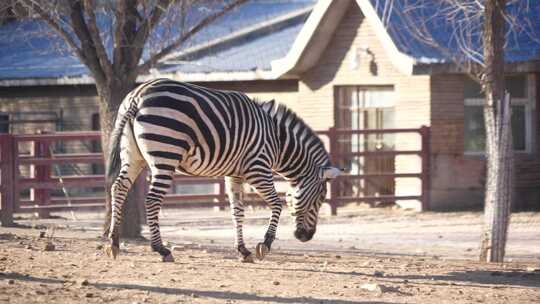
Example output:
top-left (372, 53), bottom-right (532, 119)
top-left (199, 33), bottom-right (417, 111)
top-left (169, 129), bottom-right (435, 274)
top-left (0, 0), bottom-right (315, 80)
top-left (370, 0), bottom-right (540, 64)
top-left (1, 0), bottom-right (539, 82)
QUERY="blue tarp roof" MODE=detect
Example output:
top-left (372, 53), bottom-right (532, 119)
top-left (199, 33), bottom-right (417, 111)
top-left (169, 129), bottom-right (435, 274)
top-left (1, 0), bottom-right (539, 81)
top-left (370, 0), bottom-right (540, 64)
top-left (0, 0), bottom-right (314, 80)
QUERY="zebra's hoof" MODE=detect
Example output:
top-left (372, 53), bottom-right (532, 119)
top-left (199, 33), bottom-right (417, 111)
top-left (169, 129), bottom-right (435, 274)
top-left (105, 245), bottom-right (119, 259)
top-left (255, 243), bottom-right (269, 260)
top-left (240, 253), bottom-right (255, 263)
top-left (162, 253), bottom-right (175, 263)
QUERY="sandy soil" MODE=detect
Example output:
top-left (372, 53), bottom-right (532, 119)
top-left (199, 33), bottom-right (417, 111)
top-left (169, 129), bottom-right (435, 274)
top-left (1, 207), bottom-right (539, 303)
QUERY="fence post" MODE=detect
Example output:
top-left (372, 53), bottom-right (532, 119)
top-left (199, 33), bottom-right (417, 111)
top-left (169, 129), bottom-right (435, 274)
top-left (217, 178), bottom-right (227, 211)
top-left (420, 126), bottom-right (431, 211)
top-left (328, 127), bottom-right (339, 216)
top-left (0, 134), bottom-right (15, 227)
top-left (34, 133), bottom-right (51, 218)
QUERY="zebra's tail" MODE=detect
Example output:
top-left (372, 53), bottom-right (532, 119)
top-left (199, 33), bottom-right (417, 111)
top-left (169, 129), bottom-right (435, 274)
top-left (106, 98), bottom-right (138, 182)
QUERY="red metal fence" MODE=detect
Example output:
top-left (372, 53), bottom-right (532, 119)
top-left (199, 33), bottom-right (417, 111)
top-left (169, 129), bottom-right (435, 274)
top-left (0, 127), bottom-right (430, 226)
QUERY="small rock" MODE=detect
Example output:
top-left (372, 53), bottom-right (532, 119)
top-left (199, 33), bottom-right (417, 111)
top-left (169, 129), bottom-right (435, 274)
top-left (85, 292), bottom-right (93, 298)
top-left (360, 283), bottom-right (386, 293)
top-left (25, 245), bottom-right (32, 250)
top-left (43, 242), bottom-right (55, 251)
top-left (218, 284), bottom-right (227, 288)
top-left (373, 271), bottom-right (384, 277)
top-left (0, 257), bottom-right (6, 261)
top-left (465, 248), bottom-right (473, 252)
top-left (272, 281), bottom-right (280, 286)
top-left (7, 279), bottom-right (14, 285)
top-left (210, 239), bottom-right (215, 244)
top-left (335, 255), bottom-right (342, 259)
top-left (78, 279), bottom-right (89, 286)
top-left (39, 231), bottom-right (46, 238)
top-left (96, 244), bottom-right (103, 250)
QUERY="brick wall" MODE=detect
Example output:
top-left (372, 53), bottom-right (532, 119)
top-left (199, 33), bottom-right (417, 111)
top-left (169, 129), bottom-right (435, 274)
top-left (429, 74), bottom-right (485, 209)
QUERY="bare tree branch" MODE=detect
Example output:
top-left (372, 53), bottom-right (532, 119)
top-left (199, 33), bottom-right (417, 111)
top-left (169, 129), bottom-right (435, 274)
top-left (68, 0), bottom-right (107, 83)
top-left (137, 0), bottom-right (249, 75)
top-left (18, 0), bottom-right (85, 64)
top-left (83, 0), bottom-right (114, 79)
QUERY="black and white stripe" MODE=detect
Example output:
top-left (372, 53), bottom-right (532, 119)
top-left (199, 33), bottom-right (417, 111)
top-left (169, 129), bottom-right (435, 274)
top-left (107, 78), bottom-right (340, 262)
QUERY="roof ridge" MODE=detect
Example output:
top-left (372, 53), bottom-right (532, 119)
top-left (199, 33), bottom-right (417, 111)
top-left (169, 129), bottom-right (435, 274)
top-left (160, 5), bottom-right (313, 65)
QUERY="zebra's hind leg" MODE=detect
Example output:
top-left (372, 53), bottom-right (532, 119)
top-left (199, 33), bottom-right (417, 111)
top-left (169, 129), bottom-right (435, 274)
top-left (107, 161), bottom-right (144, 259)
top-left (225, 177), bottom-right (254, 263)
top-left (145, 167), bottom-right (175, 262)
top-left (245, 172), bottom-right (283, 260)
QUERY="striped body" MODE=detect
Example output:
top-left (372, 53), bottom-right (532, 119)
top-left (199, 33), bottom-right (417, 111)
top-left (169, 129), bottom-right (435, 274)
top-left (107, 78), bottom-right (340, 261)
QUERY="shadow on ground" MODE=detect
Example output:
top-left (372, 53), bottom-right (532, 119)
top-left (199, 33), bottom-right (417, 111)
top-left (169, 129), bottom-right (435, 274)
top-left (0, 272), bottom-right (396, 304)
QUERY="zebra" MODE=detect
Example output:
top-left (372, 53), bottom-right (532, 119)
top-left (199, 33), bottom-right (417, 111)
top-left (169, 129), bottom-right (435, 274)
top-left (105, 78), bottom-right (341, 262)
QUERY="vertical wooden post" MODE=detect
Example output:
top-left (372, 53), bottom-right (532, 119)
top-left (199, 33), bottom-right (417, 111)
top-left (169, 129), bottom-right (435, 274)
top-left (34, 134), bottom-right (51, 219)
top-left (420, 126), bottom-right (431, 211)
top-left (328, 127), bottom-right (339, 216)
top-left (217, 178), bottom-right (227, 211)
top-left (0, 134), bottom-right (15, 227)
top-left (136, 170), bottom-right (148, 225)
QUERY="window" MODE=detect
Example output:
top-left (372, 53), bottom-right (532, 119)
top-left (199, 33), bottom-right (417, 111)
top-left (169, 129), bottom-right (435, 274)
top-left (335, 86), bottom-right (396, 197)
top-left (464, 74), bottom-right (535, 154)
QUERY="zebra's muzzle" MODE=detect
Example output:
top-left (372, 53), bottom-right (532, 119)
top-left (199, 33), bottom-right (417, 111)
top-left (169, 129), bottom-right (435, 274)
top-left (294, 227), bottom-right (315, 242)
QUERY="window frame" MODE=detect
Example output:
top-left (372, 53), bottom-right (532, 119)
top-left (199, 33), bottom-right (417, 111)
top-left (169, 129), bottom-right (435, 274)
top-left (463, 74), bottom-right (536, 156)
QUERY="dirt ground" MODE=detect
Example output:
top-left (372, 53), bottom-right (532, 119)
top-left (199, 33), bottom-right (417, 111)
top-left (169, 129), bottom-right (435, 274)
top-left (1, 207), bottom-right (539, 303)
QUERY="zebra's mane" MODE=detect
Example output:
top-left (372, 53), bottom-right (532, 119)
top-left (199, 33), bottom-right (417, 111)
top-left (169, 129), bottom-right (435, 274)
top-left (259, 99), bottom-right (329, 163)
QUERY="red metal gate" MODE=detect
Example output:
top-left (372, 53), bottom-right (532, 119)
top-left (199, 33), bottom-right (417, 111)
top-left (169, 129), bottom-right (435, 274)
top-left (0, 127), bottom-right (430, 226)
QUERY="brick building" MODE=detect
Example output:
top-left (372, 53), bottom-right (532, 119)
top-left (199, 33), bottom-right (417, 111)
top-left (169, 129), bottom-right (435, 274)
top-left (1, 0), bottom-right (539, 210)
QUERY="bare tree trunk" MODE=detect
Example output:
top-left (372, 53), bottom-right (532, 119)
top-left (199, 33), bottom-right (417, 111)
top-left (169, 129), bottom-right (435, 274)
top-left (479, 0), bottom-right (512, 263)
top-left (98, 79), bottom-right (145, 239)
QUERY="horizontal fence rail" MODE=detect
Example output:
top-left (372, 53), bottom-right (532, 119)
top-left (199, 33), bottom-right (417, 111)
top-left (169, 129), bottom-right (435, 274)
top-left (0, 127), bottom-right (430, 226)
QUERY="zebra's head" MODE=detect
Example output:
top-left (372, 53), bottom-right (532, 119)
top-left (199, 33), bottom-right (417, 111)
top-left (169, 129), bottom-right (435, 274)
top-left (260, 99), bottom-right (341, 242)
top-left (286, 166), bottom-right (341, 242)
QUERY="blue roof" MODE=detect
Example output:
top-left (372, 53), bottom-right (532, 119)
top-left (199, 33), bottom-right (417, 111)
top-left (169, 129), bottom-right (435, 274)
top-left (370, 0), bottom-right (540, 63)
top-left (0, 0), bottom-right (314, 80)
top-left (1, 0), bottom-right (539, 81)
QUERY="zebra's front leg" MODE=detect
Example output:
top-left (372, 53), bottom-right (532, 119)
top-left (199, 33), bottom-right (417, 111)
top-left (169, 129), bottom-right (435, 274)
top-left (245, 173), bottom-right (283, 260)
top-left (256, 200), bottom-right (282, 260)
top-left (225, 177), bottom-right (254, 263)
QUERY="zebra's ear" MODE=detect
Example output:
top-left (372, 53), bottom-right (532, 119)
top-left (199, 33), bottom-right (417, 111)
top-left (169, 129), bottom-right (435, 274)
top-left (320, 166), bottom-right (341, 180)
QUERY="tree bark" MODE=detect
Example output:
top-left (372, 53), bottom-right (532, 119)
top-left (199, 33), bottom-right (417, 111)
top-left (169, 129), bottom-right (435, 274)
top-left (479, 0), bottom-right (512, 263)
top-left (97, 78), bottom-right (145, 239)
